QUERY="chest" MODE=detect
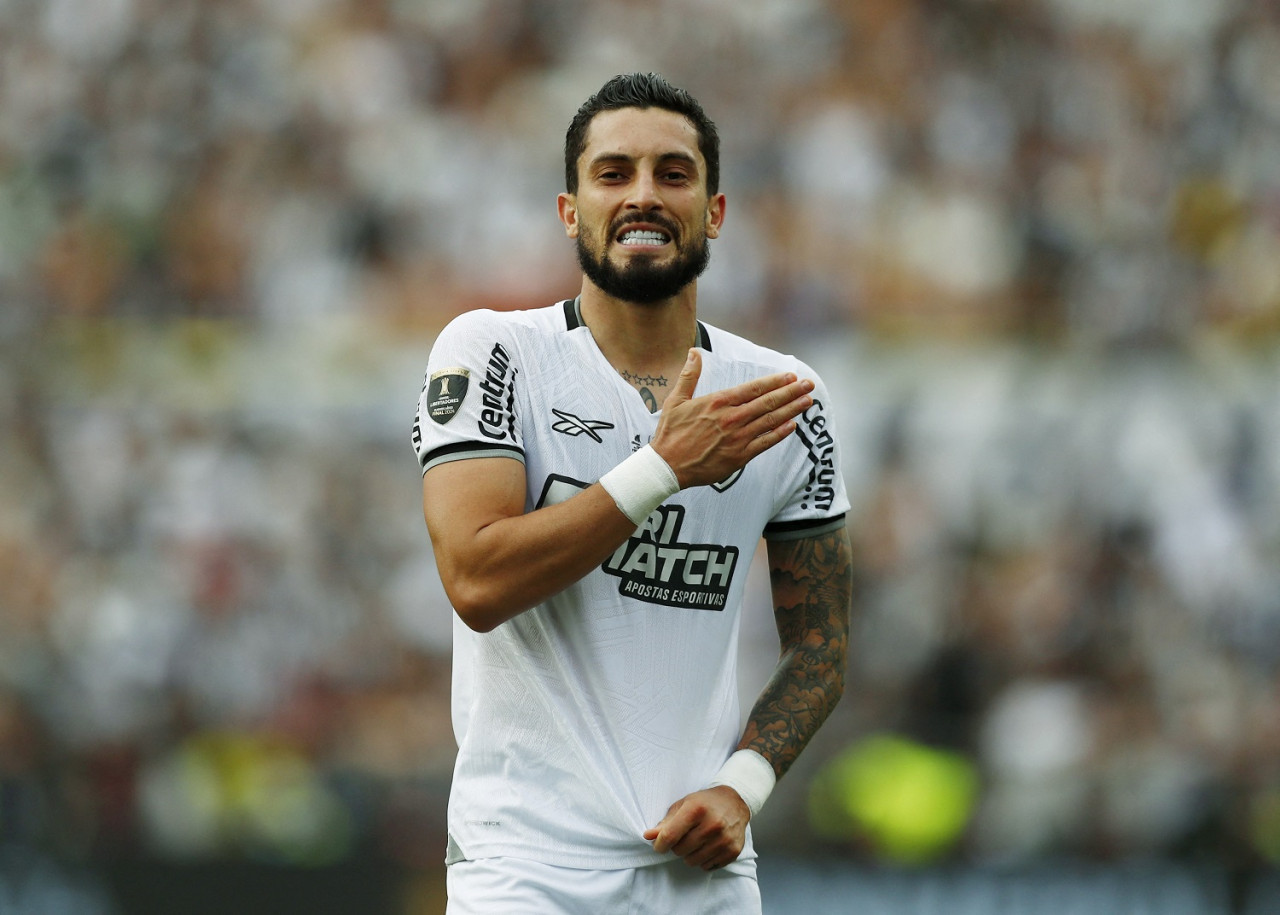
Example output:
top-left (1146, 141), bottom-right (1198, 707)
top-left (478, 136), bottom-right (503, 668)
top-left (519, 353), bottom-right (659, 495)
top-left (514, 334), bottom-right (780, 536)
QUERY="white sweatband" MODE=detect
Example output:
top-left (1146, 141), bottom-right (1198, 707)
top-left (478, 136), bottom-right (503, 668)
top-left (598, 444), bottom-right (679, 526)
top-left (708, 749), bottom-right (776, 819)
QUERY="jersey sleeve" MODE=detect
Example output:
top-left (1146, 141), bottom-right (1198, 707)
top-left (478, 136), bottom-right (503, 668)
top-left (763, 362), bottom-right (851, 541)
top-left (411, 309), bottom-right (524, 476)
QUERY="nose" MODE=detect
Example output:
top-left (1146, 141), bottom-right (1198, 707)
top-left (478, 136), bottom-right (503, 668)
top-left (625, 172), bottom-right (662, 211)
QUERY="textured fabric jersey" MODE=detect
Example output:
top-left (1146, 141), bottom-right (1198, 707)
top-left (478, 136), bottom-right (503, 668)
top-left (445, 855), bottom-right (760, 915)
top-left (412, 299), bottom-right (849, 870)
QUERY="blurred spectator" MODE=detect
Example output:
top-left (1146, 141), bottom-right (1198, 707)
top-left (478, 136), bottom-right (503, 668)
top-left (2, 0), bottom-right (1280, 891)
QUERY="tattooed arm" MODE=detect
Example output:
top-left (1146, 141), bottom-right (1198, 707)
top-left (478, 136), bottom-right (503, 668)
top-left (645, 525), bottom-right (853, 869)
top-left (741, 526), bottom-right (853, 776)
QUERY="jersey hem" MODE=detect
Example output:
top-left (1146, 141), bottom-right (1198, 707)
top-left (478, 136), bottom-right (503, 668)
top-left (447, 840), bottom-right (758, 872)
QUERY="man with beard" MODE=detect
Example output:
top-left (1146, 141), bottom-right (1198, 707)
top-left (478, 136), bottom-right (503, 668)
top-left (412, 73), bottom-right (852, 914)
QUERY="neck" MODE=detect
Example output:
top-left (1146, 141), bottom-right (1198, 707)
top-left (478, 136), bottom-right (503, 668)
top-left (577, 282), bottom-right (699, 370)
top-left (577, 282), bottom-right (700, 413)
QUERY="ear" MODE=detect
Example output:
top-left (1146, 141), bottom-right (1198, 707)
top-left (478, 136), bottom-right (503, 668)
top-left (704, 192), bottom-right (726, 239)
top-left (557, 192), bottom-right (579, 239)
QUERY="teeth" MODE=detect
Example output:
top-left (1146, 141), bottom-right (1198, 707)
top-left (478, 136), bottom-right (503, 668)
top-left (620, 230), bottom-right (668, 246)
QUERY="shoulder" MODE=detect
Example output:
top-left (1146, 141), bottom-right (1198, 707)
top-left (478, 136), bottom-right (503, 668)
top-left (698, 322), bottom-right (818, 381)
top-left (438, 300), bottom-right (572, 339)
top-left (700, 321), bottom-right (846, 454)
top-left (429, 302), bottom-right (578, 369)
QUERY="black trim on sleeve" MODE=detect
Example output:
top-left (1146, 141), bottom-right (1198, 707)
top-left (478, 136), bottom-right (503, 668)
top-left (763, 513), bottom-right (847, 541)
top-left (420, 441), bottom-right (524, 470)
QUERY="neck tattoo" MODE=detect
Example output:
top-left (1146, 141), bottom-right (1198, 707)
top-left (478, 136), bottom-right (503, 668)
top-left (619, 369), bottom-right (667, 414)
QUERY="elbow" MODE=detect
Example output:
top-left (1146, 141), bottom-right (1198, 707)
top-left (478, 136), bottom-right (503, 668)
top-left (459, 615), bottom-right (502, 634)
top-left (443, 576), bottom-right (518, 633)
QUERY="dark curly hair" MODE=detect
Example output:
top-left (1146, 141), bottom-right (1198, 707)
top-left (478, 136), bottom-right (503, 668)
top-left (563, 73), bottom-right (720, 196)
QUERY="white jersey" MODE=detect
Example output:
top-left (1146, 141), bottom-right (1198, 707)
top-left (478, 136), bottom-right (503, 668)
top-left (412, 299), bottom-right (849, 870)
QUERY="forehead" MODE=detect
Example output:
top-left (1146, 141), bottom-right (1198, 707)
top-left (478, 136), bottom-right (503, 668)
top-left (581, 107), bottom-right (703, 167)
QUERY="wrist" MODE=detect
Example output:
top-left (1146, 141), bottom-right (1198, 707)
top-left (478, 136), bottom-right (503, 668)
top-left (599, 444), bottom-right (680, 527)
top-left (708, 749), bottom-right (776, 819)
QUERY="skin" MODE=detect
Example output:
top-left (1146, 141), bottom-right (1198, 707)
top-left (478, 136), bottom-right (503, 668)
top-left (422, 105), bottom-right (852, 872)
top-left (557, 107), bottom-right (724, 397)
top-left (643, 527), bottom-right (851, 869)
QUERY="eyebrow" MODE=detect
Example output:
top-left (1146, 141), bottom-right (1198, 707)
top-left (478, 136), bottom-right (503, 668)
top-left (587, 151), bottom-right (700, 172)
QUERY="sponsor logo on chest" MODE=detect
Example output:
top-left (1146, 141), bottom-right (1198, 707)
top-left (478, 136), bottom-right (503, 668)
top-left (602, 504), bottom-right (738, 611)
top-left (535, 476), bottom-right (741, 612)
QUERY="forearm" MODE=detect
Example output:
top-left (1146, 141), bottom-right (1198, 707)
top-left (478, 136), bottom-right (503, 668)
top-left (742, 528), bottom-right (853, 778)
top-left (647, 530), bottom-right (850, 866)
top-left (738, 634), bottom-right (847, 778)
top-left (432, 482), bottom-right (639, 632)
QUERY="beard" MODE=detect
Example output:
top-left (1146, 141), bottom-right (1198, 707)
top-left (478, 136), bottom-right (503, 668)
top-left (576, 218), bottom-right (711, 305)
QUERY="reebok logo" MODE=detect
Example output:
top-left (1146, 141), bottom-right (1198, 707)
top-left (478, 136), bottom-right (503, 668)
top-left (551, 409), bottom-right (614, 443)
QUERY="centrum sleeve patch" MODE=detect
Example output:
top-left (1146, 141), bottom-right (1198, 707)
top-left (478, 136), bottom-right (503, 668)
top-left (427, 368), bottom-right (470, 424)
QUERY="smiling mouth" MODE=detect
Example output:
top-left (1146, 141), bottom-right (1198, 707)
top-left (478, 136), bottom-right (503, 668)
top-left (616, 228), bottom-right (671, 247)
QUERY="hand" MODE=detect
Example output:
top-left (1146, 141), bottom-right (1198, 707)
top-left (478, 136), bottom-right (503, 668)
top-left (642, 786), bottom-right (750, 871)
top-left (652, 350), bottom-right (815, 489)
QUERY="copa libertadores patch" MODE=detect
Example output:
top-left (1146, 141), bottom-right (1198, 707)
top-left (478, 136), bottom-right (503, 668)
top-left (427, 368), bottom-right (470, 424)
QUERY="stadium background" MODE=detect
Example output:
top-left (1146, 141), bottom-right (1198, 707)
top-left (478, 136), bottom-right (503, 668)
top-left (4, 0), bottom-right (1280, 911)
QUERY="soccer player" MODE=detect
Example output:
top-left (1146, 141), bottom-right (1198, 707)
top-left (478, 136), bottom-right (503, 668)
top-left (412, 72), bottom-right (853, 914)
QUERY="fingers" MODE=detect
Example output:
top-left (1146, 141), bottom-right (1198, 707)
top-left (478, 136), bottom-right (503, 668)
top-left (645, 792), bottom-right (746, 871)
top-left (758, 377), bottom-right (814, 425)
top-left (733, 377), bottom-right (814, 453)
top-left (674, 829), bottom-right (728, 870)
top-left (646, 803), bottom-right (692, 855)
top-left (653, 366), bottom-right (817, 489)
top-left (661, 820), bottom-right (739, 871)
top-left (665, 349), bottom-right (703, 411)
top-left (672, 359), bottom-right (814, 431)
top-left (755, 376), bottom-right (814, 415)
top-left (719, 370), bottom-right (807, 408)
top-left (722, 376), bottom-right (814, 427)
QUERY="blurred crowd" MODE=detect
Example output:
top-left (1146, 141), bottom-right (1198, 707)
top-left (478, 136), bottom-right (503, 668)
top-left (3, 0), bottom-right (1280, 882)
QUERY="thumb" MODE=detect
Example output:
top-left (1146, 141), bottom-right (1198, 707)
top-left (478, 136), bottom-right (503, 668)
top-left (666, 349), bottom-right (701, 409)
top-left (645, 802), bottom-right (689, 854)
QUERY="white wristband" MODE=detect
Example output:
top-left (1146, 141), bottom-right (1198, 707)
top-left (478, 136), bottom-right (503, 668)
top-left (599, 444), bottom-right (680, 526)
top-left (708, 749), bottom-right (776, 819)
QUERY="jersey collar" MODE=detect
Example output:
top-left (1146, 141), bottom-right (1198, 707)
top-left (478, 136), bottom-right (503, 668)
top-left (562, 297), bottom-right (713, 351)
